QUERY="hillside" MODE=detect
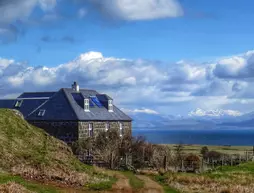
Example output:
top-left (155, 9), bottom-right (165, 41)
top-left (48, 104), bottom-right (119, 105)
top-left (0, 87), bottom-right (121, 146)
top-left (0, 109), bottom-right (108, 187)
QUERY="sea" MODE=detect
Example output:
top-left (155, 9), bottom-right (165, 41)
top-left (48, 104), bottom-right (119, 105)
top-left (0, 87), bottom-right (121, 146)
top-left (132, 127), bottom-right (254, 146)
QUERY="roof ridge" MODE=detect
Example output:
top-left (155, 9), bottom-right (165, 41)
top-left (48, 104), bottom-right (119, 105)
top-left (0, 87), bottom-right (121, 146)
top-left (21, 91), bottom-right (56, 93)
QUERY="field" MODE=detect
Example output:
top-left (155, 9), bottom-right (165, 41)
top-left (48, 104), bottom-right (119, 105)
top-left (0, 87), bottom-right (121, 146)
top-left (153, 161), bottom-right (254, 193)
top-left (166, 144), bottom-right (254, 156)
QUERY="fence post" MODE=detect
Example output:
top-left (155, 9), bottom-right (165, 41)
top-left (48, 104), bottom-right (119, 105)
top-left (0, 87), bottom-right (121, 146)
top-left (163, 155), bottom-right (168, 171)
top-left (110, 153), bottom-right (114, 169)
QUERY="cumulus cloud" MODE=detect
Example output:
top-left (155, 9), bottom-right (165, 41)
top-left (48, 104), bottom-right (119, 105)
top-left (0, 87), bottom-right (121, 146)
top-left (2, 50), bottom-right (254, 115)
top-left (79, 0), bottom-right (183, 21)
top-left (213, 51), bottom-right (254, 79)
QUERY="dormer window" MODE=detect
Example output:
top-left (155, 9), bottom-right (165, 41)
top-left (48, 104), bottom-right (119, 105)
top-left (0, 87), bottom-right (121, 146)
top-left (108, 100), bottom-right (113, 112)
top-left (38, 109), bottom-right (46, 117)
top-left (84, 99), bottom-right (90, 112)
top-left (14, 100), bottom-right (23, 108)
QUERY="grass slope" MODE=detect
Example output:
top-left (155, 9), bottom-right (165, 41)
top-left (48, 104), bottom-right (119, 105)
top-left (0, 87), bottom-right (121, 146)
top-left (0, 109), bottom-right (112, 189)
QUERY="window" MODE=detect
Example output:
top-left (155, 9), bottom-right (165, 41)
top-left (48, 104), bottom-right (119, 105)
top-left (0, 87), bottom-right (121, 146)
top-left (105, 122), bottom-right (110, 132)
top-left (84, 99), bottom-right (89, 112)
top-left (108, 100), bottom-right (113, 112)
top-left (14, 100), bottom-right (23, 108)
top-left (38, 109), bottom-right (46, 117)
top-left (88, 123), bottom-right (93, 137)
top-left (119, 122), bottom-right (123, 137)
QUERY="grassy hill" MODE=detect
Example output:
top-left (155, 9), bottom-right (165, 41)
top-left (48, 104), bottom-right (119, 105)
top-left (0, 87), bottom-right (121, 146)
top-left (0, 109), bottom-right (111, 190)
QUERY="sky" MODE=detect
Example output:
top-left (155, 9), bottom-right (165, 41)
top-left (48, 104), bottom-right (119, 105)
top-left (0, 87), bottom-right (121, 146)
top-left (1, 0), bottom-right (254, 116)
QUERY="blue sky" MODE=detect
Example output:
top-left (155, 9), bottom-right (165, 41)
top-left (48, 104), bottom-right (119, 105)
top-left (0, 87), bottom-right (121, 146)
top-left (1, 0), bottom-right (254, 116)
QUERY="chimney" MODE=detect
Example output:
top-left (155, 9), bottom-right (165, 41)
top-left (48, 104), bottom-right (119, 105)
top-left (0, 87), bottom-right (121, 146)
top-left (72, 81), bottom-right (79, 92)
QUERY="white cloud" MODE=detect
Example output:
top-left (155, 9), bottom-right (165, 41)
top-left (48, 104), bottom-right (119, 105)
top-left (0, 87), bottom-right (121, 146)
top-left (213, 51), bottom-right (254, 79)
top-left (0, 0), bottom-right (57, 24)
top-left (121, 108), bottom-right (159, 115)
top-left (89, 0), bottom-right (183, 21)
top-left (2, 50), bottom-right (254, 115)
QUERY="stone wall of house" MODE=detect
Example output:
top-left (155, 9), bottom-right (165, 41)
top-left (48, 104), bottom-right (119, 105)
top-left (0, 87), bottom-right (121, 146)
top-left (78, 121), bottom-right (132, 139)
top-left (29, 121), bottom-right (79, 143)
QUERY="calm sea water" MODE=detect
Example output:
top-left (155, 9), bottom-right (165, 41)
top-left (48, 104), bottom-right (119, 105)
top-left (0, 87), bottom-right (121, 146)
top-left (132, 128), bottom-right (254, 146)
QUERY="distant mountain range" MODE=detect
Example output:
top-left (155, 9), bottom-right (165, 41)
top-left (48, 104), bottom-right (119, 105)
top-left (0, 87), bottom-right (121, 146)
top-left (128, 108), bottom-right (254, 129)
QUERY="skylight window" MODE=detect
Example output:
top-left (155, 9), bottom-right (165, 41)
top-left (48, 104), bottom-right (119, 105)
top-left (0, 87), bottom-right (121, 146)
top-left (38, 109), bottom-right (46, 117)
top-left (90, 96), bottom-right (103, 107)
top-left (14, 100), bottom-right (23, 108)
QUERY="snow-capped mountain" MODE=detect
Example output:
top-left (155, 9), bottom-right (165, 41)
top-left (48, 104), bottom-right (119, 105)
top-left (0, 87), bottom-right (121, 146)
top-left (188, 108), bottom-right (242, 118)
top-left (125, 107), bottom-right (254, 129)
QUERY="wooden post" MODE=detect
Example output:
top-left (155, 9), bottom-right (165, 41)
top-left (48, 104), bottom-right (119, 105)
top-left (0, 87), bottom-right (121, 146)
top-left (231, 156), bottom-right (233, 166)
top-left (125, 153), bottom-right (128, 166)
top-left (110, 153), bottom-right (114, 169)
top-left (163, 155), bottom-right (167, 171)
top-left (201, 157), bottom-right (204, 172)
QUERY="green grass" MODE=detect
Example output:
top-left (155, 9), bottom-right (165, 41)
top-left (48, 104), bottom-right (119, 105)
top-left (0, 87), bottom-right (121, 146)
top-left (153, 175), bottom-right (181, 193)
top-left (0, 173), bottom-right (60, 193)
top-left (121, 171), bottom-right (144, 190)
top-left (0, 109), bottom-right (112, 190)
top-left (86, 176), bottom-right (117, 191)
top-left (166, 144), bottom-right (253, 156)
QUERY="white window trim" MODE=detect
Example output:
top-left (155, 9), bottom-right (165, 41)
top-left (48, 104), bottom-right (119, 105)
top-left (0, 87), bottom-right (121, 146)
top-left (119, 122), bottom-right (123, 137)
top-left (38, 109), bottom-right (46, 117)
top-left (88, 123), bottom-right (93, 137)
top-left (84, 99), bottom-right (90, 112)
top-left (108, 100), bottom-right (113, 112)
top-left (15, 100), bottom-right (23, 108)
top-left (105, 122), bottom-right (109, 131)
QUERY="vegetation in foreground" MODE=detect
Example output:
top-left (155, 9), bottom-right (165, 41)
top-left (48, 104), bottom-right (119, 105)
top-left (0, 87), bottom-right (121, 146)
top-left (121, 171), bottom-right (144, 190)
top-left (153, 161), bottom-right (254, 193)
top-left (0, 173), bottom-right (60, 193)
top-left (0, 109), bottom-right (112, 190)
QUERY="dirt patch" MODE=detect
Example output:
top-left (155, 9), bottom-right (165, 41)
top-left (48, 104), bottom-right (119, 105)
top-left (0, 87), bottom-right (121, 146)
top-left (111, 173), bottom-right (133, 193)
top-left (0, 182), bottom-right (33, 193)
top-left (136, 175), bottom-right (164, 193)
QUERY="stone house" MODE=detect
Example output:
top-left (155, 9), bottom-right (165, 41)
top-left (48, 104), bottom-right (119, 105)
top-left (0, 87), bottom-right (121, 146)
top-left (0, 82), bottom-right (132, 144)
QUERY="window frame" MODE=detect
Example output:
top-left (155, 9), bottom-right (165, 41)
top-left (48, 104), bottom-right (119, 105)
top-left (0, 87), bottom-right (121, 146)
top-left (37, 109), bottom-right (46, 117)
top-left (14, 100), bottom-right (23, 108)
top-left (108, 100), bottom-right (113, 112)
top-left (88, 123), bottom-right (93, 137)
top-left (119, 122), bottom-right (123, 137)
top-left (84, 99), bottom-right (90, 112)
top-left (105, 122), bottom-right (110, 132)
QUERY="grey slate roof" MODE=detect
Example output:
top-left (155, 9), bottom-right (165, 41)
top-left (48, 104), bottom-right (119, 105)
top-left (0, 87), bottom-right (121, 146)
top-left (18, 92), bottom-right (56, 99)
top-left (0, 87), bottom-right (132, 121)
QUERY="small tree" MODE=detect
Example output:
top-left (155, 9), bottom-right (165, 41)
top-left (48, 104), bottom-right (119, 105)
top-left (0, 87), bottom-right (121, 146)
top-left (200, 146), bottom-right (209, 157)
top-left (174, 143), bottom-right (184, 167)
